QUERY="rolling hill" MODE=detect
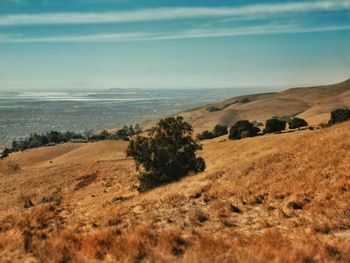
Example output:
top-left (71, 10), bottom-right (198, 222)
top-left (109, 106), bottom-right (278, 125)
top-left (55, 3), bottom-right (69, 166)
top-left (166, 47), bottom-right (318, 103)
top-left (0, 119), bottom-right (349, 262)
top-left (167, 79), bottom-right (350, 133)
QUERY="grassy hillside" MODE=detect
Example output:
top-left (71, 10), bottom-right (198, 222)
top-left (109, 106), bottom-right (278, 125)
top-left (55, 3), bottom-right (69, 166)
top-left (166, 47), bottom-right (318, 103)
top-left (167, 79), bottom-right (350, 133)
top-left (0, 120), bottom-right (349, 262)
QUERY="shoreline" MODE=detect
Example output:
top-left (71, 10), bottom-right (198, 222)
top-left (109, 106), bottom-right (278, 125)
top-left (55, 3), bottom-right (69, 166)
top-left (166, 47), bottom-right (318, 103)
top-left (1, 78), bottom-right (349, 148)
top-left (0, 87), bottom-right (262, 148)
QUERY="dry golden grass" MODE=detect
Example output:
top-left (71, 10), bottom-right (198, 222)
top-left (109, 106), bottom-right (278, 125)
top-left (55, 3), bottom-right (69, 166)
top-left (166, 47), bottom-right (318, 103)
top-left (0, 122), bottom-right (350, 262)
top-left (150, 79), bottom-right (350, 133)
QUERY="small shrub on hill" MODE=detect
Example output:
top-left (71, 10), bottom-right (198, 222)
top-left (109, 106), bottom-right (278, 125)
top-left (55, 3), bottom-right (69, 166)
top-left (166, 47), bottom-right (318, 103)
top-left (207, 106), bottom-right (221, 112)
top-left (127, 116), bottom-right (205, 192)
top-left (213, 125), bottom-right (228, 137)
top-left (114, 125), bottom-right (141, 140)
top-left (239, 98), bottom-right (250, 104)
top-left (0, 148), bottom-right (11, 160)
top-left (8, 162), bottom-right (20, 172)
top-left (264, 119), bottom-right (286, 133)
top-left (197, 125), bottom-right (228, 140)
top-left (328, 108), bottom-right (350, 125)
top-left (115, 126), bottom-right (129, 140)
top-left (197, 131), bottom-right (215, 140)
top-left (229, 120), bottom-right (260, 140)
top-left (288, 117), bottom-right (308, 130)
top-left (319, 122), bottom-right (328, 129)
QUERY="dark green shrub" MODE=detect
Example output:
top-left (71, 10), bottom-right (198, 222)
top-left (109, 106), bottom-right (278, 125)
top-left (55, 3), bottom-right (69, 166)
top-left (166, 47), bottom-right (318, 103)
top-left (264, 119), bottom-right (286, 133)
top-left (100, 130), bottom-right (109, 140)
top-left (328, 108), bottom-right (350, 125)
top-left (116, 126), bottom-right (129, 140)
top-left (239, 98), bottom-right (250, 104)
top-left (288, 117), bottom-right (308, 130)
top-left (0, 148), bottom-right (12, 160)
top-left (213, 125), bottom-right (228, 137)
top-left (207, 106), bottom-right (221, 112)
top-left (27, 139), bottom-right (42, 149)
top-left (229, 120), bottom-right (260, 140)
top-left (47, 131), bottom-right (61, 144)
top-left (319, 122), bottom-right (328, 129)
top-left (197, 131), bottom-right (215, 140)
top-left (9, 130), bottom-right (87, 152)
top-left (127, 116), bottom-right (205, 192)
top-left (197, 125), bottom-right (228, 140)
top-left (134, 124), bottom-right (142, 134)
top-left (114, 125), bottom-right (142, 140)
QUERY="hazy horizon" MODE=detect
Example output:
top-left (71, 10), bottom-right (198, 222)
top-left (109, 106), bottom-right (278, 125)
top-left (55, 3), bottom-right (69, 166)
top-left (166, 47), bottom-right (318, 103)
top-left (0, 0), bottom-right (349, 91)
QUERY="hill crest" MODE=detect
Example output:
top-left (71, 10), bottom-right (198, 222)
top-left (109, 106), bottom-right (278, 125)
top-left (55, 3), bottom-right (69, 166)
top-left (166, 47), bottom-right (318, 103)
top-left (170, 79), bottom-right (350, 132)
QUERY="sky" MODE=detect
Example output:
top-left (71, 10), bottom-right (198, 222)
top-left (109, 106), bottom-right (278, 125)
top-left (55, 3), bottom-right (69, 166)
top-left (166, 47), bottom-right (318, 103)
top-left (0, 0), bottom-right (349, 90)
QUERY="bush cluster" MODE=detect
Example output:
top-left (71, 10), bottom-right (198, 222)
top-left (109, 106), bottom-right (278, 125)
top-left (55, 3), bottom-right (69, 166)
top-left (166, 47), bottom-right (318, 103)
top-left (206, 106), bottom-right (221, 112)
top-left (229, 120), bottom-right (260, 140)
top-left (197, 125), bottom-right (228, 140)
top-left (264, 119), bottom-right (286, 133)
top-left (328, 108), bottom-right (350, 125)
top-left (227, 116), bottom-right (309, 140)
top-left (91, 124), bottom-right (142, 141)
top-left (1, 124), bottom-right (142, 159)
top-left (288, 117), bottom-right (308, 130)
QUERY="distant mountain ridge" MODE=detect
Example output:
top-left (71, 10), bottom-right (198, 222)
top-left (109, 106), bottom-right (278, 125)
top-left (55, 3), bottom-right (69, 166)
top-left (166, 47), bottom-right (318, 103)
top-left (175, 79), bottom-right (350, 132)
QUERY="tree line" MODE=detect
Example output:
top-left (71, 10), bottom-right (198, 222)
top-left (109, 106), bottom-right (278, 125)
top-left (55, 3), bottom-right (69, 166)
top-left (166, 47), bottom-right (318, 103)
top-left (197, 108), bottom-right (350, 141)
top-left (0, 124), bottom-right (142, 160)
top-left (197, 116), bottom-right (308, 141)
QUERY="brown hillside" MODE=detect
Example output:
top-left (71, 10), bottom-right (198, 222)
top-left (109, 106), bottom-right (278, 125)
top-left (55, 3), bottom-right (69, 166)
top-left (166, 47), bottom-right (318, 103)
top-left (0, 120), bottom-right (349, 262)
top-left (173, 79), bottom-right (350, 132)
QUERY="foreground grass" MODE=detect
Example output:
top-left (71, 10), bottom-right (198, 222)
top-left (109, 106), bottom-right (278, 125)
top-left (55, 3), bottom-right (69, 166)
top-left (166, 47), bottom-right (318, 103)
top-left (0, 123), bottom-right (349, 262)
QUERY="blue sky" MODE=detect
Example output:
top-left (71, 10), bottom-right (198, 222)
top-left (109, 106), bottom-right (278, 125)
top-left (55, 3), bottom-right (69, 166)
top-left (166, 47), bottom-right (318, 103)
top-left (0, 0), bottom-right (349, 90)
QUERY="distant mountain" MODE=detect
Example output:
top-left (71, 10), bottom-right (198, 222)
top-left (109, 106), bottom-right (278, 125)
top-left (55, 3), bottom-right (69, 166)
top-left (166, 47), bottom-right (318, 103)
top-left (174, 79), bottom-right (350, 132)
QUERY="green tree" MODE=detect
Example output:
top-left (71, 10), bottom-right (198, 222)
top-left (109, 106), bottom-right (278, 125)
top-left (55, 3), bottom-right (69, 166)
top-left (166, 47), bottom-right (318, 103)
top-left (116, 127), bottom-right (128, 140)
top-left (127, 125), bottom-right (135, 136)
top-left (127, 116), bottom-right (205, 192)
top-left (47, 131), bottom-right (61, 144)
top-left (196, 130), bottom-right (215, 140)
top-left (100, 130), bottom-right (109, 140)
top-left (264, 119), bottom-right (286, 133)
top-left (213, 125), bottom-right (228, 137)
top-left (328, 108), bottom-right (350, 125)
top-left (229, 120), bottom-right (260, 140)
top-left (288, 117), bottom-right (308, 130)
top-left (27, 138), bottom-right (42, 149)
top-left (134, 124), bottom-right (142, 134)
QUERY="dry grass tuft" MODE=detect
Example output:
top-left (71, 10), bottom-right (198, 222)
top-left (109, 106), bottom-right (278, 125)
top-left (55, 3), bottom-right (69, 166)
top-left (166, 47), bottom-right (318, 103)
top-left (74, 172), bottom-right (98, 190)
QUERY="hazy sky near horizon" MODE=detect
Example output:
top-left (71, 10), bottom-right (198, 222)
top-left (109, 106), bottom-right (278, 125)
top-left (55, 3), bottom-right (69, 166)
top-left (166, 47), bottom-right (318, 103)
top-left (0, 0), bottom-right (349, 90)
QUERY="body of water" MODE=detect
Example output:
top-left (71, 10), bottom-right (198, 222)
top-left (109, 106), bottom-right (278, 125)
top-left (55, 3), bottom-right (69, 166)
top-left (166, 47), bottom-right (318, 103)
top-left (0, 88), bottom-right (266, 146)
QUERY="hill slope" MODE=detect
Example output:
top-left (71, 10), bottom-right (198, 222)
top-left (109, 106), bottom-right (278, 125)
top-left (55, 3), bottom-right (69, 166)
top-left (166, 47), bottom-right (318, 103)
top-left (173, 79), bottom-right (350, 132)
top-left (0, 121), bottom-right (349, 262)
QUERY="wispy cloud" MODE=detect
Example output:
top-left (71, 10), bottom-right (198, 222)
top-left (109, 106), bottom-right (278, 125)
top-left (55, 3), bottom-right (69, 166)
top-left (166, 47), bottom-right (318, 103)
top-left (2, 32), bottom-right (149, 43)
top-left (1, 24), bottom-right (350, 43)
top-left (150, 25), bottom-right (350, 41)
top-left (0, 1), bottom-right (349, 26)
